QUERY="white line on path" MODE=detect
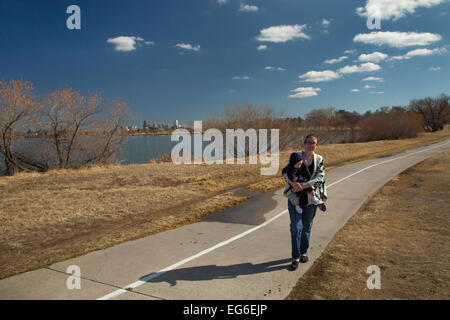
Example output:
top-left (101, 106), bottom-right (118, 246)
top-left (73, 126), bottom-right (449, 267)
top-left (98, 140), bottom-right (450, 300)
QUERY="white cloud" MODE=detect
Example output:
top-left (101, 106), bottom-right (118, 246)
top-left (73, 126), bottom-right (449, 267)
top-left (391, 47), bottom-right (448, 60)
top-left (256, 24), bottom-right (310, 43)
top-left (429, 66), bottom-right (441, 71)
top-left (321, 19), bottom-right (331, 27)
top-left (344, 49), bottom-right (357, 55)
top-left (351, 89), bottom-right (360, 93)
top-left (338, 62), bottom-right (382, 74)
top-left (356, 0), bottom-right (448, 21)
top-left (369, 91), bottom-right (384, 94)
top-left (217, 0), bottom-right (228, 5)
top-left (175, 43), bottom-right (201, 51)
top-left (239, 4), bottom-right (259, 12)
top-left (232, 76), bottom-right (250, 80)
top-left (362, 76), bottom-right (384, 82)
top-left (324, 56), bottom-right (348, 64)
top-left (358, 52), bottom-right (389, 62)
top-left (364, 84), bottom-right (375, 89)
top-left (321, 19), bottom-right (331, 33)
top-left (265, 66), bottom-right (286, 71)
top-left (354, 31), bottom-right (442, 48)
top-left (257, 45), bottom-right (268, 50)
top-left (288, 87), bottom-right (321, 98)
top-left (298, 70), bottom-right (341, 82)
top-left (107, 36), bottom-right (154, 52)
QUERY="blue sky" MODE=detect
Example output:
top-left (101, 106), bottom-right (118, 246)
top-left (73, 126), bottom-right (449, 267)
top-left (1, 0), bottom-right (449, 125)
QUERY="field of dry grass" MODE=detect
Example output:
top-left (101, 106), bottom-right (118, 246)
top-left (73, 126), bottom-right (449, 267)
top-left (1, 129), bottom-right (449, 279)
top-left (287, 149), bottom-right (450, 300)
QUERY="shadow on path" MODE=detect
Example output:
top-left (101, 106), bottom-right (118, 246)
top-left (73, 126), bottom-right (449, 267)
top-left (139, 258), bottom-right (292, 286)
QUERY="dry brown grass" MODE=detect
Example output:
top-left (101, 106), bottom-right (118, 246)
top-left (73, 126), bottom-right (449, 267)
top-left (1, 129), bottom-right (449, 280)
top-left (286, 149), bottom-right (450, 300)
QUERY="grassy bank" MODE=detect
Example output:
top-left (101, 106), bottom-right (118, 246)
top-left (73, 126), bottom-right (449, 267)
top-left (287, 149), bottom-right (450, 300)
top-left (1, 129), bottom-right (449, 280)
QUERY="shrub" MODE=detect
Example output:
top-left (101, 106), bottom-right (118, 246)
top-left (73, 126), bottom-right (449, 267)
top-left (359, 113), bottom-right (423, 142)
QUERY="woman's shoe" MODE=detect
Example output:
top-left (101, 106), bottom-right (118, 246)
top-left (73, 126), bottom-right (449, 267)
top-left (300, 255), bottom-right (309, 263)
top-left (290, 260), bottom-right (299, 270)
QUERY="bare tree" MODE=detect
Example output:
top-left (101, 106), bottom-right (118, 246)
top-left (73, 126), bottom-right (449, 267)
top-left (409, 94), bottom-right (449, 132)
top-left (82, 99), bottom-right (130, 166)
top-left (305, 108), bottom-right (333, 128)
top-left (39, 88), bottom-right (131, 169)
top-left (0, 80), bottom-right (42, 175)
top-left (203, 103), bottom-right (301, 155)
top-left (0, 80), bottom-right (131, 175)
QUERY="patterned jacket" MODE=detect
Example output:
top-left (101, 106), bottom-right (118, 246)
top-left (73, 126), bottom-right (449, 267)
top-left (282, 152), bottom-right (328, 206)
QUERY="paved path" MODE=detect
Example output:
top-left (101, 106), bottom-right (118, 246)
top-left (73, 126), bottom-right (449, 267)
top-left (1, 139), bottom-right (449, 300)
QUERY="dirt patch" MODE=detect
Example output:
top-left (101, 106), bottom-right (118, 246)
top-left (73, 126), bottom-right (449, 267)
top-left (286, 150), bottom-right (450, 300)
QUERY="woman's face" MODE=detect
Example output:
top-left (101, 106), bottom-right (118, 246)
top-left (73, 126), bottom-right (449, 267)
top-left (304, 136), bottom-right (318, 153)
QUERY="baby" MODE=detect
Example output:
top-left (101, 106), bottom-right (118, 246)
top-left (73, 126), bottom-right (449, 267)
top-left (282, 152), bottom-right (325, 214)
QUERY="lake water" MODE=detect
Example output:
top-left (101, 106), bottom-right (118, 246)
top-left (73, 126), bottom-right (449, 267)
top-left (120, 135), bottom-right (178, 164)
top-left (0, 135), bottom-right (224, 175)
top-left (0, 131), bottom-right (356, 175)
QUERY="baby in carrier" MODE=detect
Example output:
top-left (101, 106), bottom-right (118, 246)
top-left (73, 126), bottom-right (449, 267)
top-left (282, 152), bottom-right (326, 214)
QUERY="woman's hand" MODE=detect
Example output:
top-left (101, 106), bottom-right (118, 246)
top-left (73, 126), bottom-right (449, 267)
top-left (292, 182), bottom-right (303, 193)
top-left (300, 182), bottom-right (311, 189)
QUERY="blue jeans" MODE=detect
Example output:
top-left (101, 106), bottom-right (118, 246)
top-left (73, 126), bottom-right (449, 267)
top-left (288, 199), bottom-right (318, 260)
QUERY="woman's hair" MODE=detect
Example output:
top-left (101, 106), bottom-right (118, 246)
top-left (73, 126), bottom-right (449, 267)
top-left (304, 134), bottom-right (318, 144)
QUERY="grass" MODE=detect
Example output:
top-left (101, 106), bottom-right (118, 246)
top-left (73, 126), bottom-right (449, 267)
top-left (286, 149), bottom-right (450, 300)
top-left (1, 128), bottom-right (450, 280)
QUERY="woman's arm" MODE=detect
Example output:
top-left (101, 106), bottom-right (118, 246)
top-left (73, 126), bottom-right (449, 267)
top-left (283, 172), bottom-right (303, 191)
top-left (307, 156), bottom-right (325, 189)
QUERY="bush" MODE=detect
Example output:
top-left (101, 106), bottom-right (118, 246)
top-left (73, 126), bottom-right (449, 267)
top-left (359, 113), bottom-right (423, 142)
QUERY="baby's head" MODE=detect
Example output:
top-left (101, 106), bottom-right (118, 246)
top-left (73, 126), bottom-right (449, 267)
top-left (294, 160), bottom-right (303, 168)
top-left (289, 152), bottom-right (303, 168)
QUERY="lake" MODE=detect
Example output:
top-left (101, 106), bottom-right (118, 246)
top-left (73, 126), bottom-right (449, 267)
top-left (0, 135), bottom-right (224, 175)
top-left (0, 131), bottom-right (357, 175)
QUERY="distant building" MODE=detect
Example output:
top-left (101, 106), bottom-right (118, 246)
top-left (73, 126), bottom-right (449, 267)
top-left (173, 120), bottom-right (179, 128)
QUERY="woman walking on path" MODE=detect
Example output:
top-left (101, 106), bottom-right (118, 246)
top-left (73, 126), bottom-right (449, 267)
top-left (284, 135), bottom-right (327, 271)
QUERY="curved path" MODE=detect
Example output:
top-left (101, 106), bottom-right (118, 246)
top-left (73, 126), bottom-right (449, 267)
top-left (1, 139), bottom-right (449, 300)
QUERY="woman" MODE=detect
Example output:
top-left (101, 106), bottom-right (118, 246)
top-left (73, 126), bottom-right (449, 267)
top-left (285, 134), bottom-right (327, 271)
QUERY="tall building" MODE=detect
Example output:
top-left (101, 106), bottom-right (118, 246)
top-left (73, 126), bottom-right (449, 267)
top-left (173, 120), bottom-right (179, 128)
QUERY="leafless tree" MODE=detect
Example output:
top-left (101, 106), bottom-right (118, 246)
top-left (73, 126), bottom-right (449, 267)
top-left (39, 88), bottom-right (131, 169)
top-left (409, 94), bottom-right (449, 132)
top-left (0, 80), bottom-right (131, 175)
top-left (0, 80), bottom-right (43, 175)
top-left (203, 103), bottom-right (302, 156)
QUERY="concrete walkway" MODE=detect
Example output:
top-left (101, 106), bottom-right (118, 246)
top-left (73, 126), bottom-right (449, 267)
top-left (1, 139), bottom-right (449, 300)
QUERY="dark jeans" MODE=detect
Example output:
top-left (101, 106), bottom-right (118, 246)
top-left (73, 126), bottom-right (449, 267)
top-left (288, 199), bottom-right (318, 260)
